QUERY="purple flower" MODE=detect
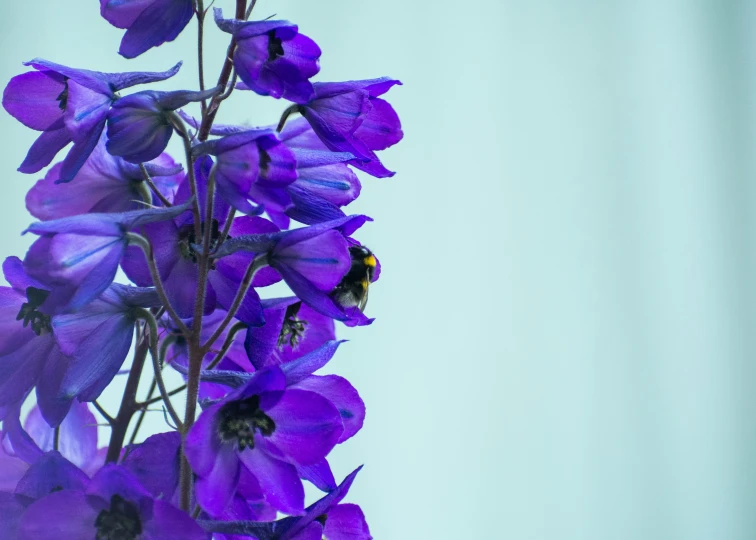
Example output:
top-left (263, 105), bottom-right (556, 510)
top-left (122, 432), bottom-right (182, 503)
top-left (26, 134), bottom-right (181, 220)
top-left (17, 464), bottom-right (206, 540)
top-left (121, 157), bottom-right (280, 319)
top-left (192, 129), bottom-right (297, 215)
top-left (295, 79), bottom-right (403, 177)
top-left (23, 200), bottom-right (191, 314)
top-left (2, 59), bottom-right (181, 182)
top-left (100, 0), bottom-right (195, 59)
top-left (185, 366), bottom-right (343, 516)
top-left (215, 8), bottom-right (321, 103)
top-left (214, 215), bottom-right (372, 322)
top-left (0, 452), bottom-right (91, 539)
top-left (245, 298), bottom-right (335, 370)
top-left (107, 87), bottom-right (219, 163)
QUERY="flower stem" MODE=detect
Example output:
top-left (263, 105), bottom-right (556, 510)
top-left (139, 163), bottom-right (172, 207)
top-left (198, 0), bottom-right (247, 141)
top-left (206, 321), bottom-right (247, 369)
top-left (127, 232), bottom-right (191, 336)
top-left (196, 0), bottom-right (207, 117)
top-left (202, 256), bottom-right (268, 353)
top-left (169, 113), bottom-right (203, 241)
top-left (138, 309), bottom-right (183, 430)
top-left (106, 323), bottom-right (150, 463)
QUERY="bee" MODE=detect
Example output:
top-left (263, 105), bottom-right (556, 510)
top-left (332, 245), bottom-right (377, 312)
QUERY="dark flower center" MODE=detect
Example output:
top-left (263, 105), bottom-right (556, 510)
top-left (278, 301), bottom-right (307, 349)
top-left (259, 147), bottom-right (271, 172)
top-left (94, 494), bottom-right (142, 540)
top-left (178, 219), bottom-right (224, 263)
top-left (267, 31), bottom-right (285, 61)
top-left (315, 513), bottom-right (328, 526)
top-left (218, 395), bottom-right (276, 451)
top-left (56, 79), bottom-right (69, 111)
top-left (16, 287), bottom-right (52, 336)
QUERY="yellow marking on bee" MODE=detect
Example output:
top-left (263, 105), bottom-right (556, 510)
top-left (363, 255), bottom-right (377, 268)
top-left (361, 277), bottom-right (370, 290)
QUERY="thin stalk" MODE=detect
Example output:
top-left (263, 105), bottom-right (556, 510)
top-left (92, 401), bottom-right (114, 424)
top-left (169, 112), bottom-right (202, 239)
top-left (217, 208), bottom-right (236, 249)
top-left (141, 385), bottom-right (187, 407)
top-left (203, 256), bottom-right (268, 352)
top-left (198, 0), bottom-right (247, 141)
top-left (138, 309), bottom-right (183, 430)
top-left (216, 71), bottom-right (238, 103)
top-left (276, 104), bottom-right (300, 133)
top-left (139, 164), bottom-right (172, 207)
top-left (106, 325), bottom-right (150, 463)
top-left (126, 378), bottom-right (156, 447)
top-left (53, 427), bottom-right (60, 452)
top-left (245, 0), bottom-right (257, 19)
top-left (206, 321), bottom-right (247, 369)
top-left (127, 232), bottom-right (191, 336)
top-left (196, 0), bottom-right (207, 116)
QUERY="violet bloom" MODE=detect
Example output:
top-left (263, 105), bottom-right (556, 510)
top-left (0, 257), bottom-right (70, 426)
top-left (17, 465), bottom-right (206, 540)
top-left (107, 87), bottom-right (218, 163)
top-left (185, 366), bottom-right (343, 516)
top-left (296, 78), bottom-right (403, 178)
top-left (26, 134), bottom-right (181, 220)
top-left (245, 298), bottom-right (335, 370)
top-left (100, 0), bottom-right (194, 59)
top-left (192, 128), bottom-right (297, 215)
top-left (215, 214), bottom-right (371, 322)
top-left (2, 59), bottom-right (181, 182)
top-left (215, 8), bottom-right (321, 103)
top-left (0, 452), bottom-right (90, 539)
top-left (23, 200), bottom-right (190, 314)
top-left (121, 157), bottom-right (280, 319)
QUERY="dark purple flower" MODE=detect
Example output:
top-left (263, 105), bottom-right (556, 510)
top-left (245, 298), bottom-right (335, 370)
top-left (121, 157), bottom-right (280, 319)
top-left (107, 87), bottom-right (218, 163)
top-left (215, 8), bottom-right (321, 103)
top-left (185, 366), bottom-right (343, 516)
top-left (295, 79), bottom-right (403, 177)
top-left (17, 464), bottom-right (206, 540)
top-left (214, 215), bottom-right (372, 322)
top-left (192, 128), bottom-right (297, 215)
top-left (100, 0), bottom-right (195, 59)
top-left (26, 134), bottom-right (181, 220)
top-left (23, 200), bottom-right (190, 314)
top-left (2, 59), bottom-right (181, 182)
top-left (122, 432), bottom-right (182, 503)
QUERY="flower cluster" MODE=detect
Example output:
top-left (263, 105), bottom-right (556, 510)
top-left (0, 1), bottom-right (401, 537)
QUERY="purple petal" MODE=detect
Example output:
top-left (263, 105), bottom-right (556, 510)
top-left (274, 230), bottom-right (350, 290)
top-left (24, 401), bottom-right (97, 469)
top-left (19, 124), bottom-right (72, 174)
top-left (274, 263), bottom-right (347, 320)
top-left (15, 451), bottom-right (89, 500)
top-left (0, 287), bottom-right (36, 356)
top-left (263, 388), bottom-right (342, 465)
top-left (18, 490), bottom-right (98, 540)
top-left (143, 499), bottom-right (208, 540)
top-left (280, 340), bottom-right (344, 385)
top-left (323, 504), bottom-right (372, 540)
top-left (0, 492), bottom-right (24, 538)
top-left (2, 70), bottom-right (65, 131)
top-left (0, 337), bottom-right (55, 418)
top-left (297, 458), bottom-right (336, 492)
top-left (185, 403), bottom-right (224, 477)
top-left (100, 0), bottom-right (155, 29)
top-left (35, 347), bottom-right (74, 427)
top-left (87, 464), bottom-right (151, 502)
top-left (0, 433), bottom-right (29, 491)
top-left (354, 96), bottom-right (402, 152)
top-left (118, 0), bottom-right (194, 59)
top-left (63, 81), bottom-right (111, 143)
top-left (294, 375), bottom-right (365, 443)
top-left (238, 449), bottom-right (304, 515)
top-left (122, 431), bottom-right (181, 500)
top-left (194, 445), bottom-right (241, 517)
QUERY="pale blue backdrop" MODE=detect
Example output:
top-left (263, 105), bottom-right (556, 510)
top-left (2, 1), bottom-right (756, 539)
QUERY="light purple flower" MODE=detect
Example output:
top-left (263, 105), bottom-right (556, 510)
top-left (2, 59), bottom-right (181, 182)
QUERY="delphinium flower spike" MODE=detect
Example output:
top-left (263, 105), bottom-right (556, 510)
top-left (0, 1), bottom-right (401, 536)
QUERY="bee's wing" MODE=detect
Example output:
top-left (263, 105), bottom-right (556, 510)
top-left (358, 273), bottom-right (370, 312)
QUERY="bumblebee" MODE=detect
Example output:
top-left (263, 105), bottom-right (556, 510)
top-left (332, 245), bottom-right (377, 312)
